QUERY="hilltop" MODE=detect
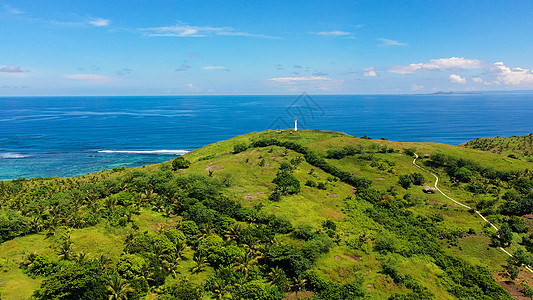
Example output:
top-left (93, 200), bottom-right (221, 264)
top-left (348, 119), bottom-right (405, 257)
top-left (462, 134), bottom-right (533, 161)
top-left (1, 129), bottom-right (533, 300)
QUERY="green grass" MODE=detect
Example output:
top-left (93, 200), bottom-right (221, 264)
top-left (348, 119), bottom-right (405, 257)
top-left (462, 133), bottom-right (533, 160)
top-left (0, 234), bottom-right (52, 300)
top-left (2, 129), bottom-right (531, 298)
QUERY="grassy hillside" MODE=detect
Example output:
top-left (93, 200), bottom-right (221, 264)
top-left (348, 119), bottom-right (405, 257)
top-left (462, 134), bottom-right (533, 161)
top-left (1, 129), bottom-right (533, 299)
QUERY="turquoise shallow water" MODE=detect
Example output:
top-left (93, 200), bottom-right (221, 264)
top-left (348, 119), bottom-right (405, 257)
top-left (1, 94), bottom-right (532, 180)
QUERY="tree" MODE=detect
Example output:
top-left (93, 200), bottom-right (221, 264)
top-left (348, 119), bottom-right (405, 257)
top-left (410, 173), bottom-right (425, 186)
top-left (272, 171), bottom-right (300, 195)
top-left (233, 143), bottom-right (248, 154)
top-left (233, 249), bottom-right (258, 280)
top-left (224, 223), bottom-right (243, 243)
top-left (0, 209), bottom-right (30, 242)
top-left (33, 263), bottom-right (107, 300)
top-left (191, 252), bottom-right (209, 274)
top-left (279, 161), bottom-right (293, 172)
top-left (233, 281), bottom-right (283, 300)
top-left (498, 224), bottom-right (513, 247)
top-left (454, 167), bottom-right (473, 183)
top-left (504, 257), bottom-right (520, 280)
top-left (172, 157), bottom-right (191, 170)
top-left (164, 280), bottom-right (202, 300)
top-left (107, 275), bottom-right (134, 300)
top-left (268, 266), bottom-right (289, 292)
top-left (403, 148), bottom-right (416, 157)
top-left (57, 234), bottom-right (75, 261)
top-left (211, 279), bottom-right (230, 299)
top-left (398, 175), bottom-right (412, 189)
top-left (290, 276), bottom-right (308, 298)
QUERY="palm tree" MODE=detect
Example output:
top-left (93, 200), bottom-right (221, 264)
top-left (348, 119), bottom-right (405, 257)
top-left (107, 275), bottom-right (134, 300)
top-left (233, 249), bottom-right (258, 280)
top-left (190, 252), bottom-right (209, 274)
top-left (175, 241), bottom-right (186, 260)
top-left (199, 224), bottom-right (217, 239)
top-left (211, 279), bottom-right (229, 299)
top-left (57, 235), bottom-right (74, 261)
top-left (165, 257), bottom-right (182, 279)
top-left (98, 254), bottom-right (113, 271)
top-left (333, 233), bottom-right (343, 245)
top-left (290, 277), bottom-right (308, 298)
top-left (268, 266), bottom-right (284, 285)
top-left (135, 264), bottom-right (156, 286)
top-left (74, 251), bottom-right (89, 263)
top-left (224, 224), bottom-right (242, 244)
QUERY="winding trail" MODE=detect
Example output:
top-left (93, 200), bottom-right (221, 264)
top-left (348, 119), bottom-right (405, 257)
top-left (412, 154), bottom-right (533, 274)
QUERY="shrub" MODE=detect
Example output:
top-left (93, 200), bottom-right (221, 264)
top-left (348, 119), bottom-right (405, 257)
top-left (279, 161), bottom-right (292, 171)
top-left (302, 235), bottom-right (334, 262)
top-left (305, 180), bottom-right (317, 188)
top-left (403, 147), bottom-right (416, 157)
top-left (292, 224), bottom-right (315, 241)
top-left (272, 171), bottom-right (300, 195)
top-left (172, 157), bottom-right (191, 170)
top-left (233, 143), bottom-right (249, 154)
top-left (410, 173), bottom-right (425, 186)
top-left (317, 182), bottom-right (327, 190)
top-left (398, 175), bottom-right (412, 189)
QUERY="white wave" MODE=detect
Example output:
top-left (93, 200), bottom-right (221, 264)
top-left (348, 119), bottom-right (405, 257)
top-left (0, 153), bottom-right (31, 159)
top-left (98, 149), bottom-right (189, 155)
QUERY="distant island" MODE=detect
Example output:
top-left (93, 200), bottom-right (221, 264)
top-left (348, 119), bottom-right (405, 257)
top-left (1, 130), bottom-right (532, 299)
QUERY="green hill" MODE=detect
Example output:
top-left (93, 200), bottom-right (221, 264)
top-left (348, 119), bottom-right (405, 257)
top-left (462, 134), bottom-right (533, 161)
top-left (1, 129), bottom-right (533, 299)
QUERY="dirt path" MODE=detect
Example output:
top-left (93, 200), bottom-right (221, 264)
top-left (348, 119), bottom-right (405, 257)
top-left (412, 154), bottom-right (533, 274)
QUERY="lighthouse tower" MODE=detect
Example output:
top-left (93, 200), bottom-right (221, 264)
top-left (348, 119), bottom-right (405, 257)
top-left (294, 118), bottom-right (298, 131)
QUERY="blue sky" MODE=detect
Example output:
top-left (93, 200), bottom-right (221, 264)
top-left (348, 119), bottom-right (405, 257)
top-left (1, 0), bottom-right (533, 95)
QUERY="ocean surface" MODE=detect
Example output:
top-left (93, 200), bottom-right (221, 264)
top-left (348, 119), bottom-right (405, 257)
top-left (1, 94), bottom-right (532, 180)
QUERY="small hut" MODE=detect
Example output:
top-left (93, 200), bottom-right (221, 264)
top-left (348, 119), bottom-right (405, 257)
top-left (423, 186), bottom-right (437, 194)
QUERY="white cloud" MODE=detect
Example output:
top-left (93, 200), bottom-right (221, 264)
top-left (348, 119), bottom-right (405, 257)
top-left (89, 18), bottom-right (110, 27)
top-left (389, 57), bottom-right (484, 74)
top-left (185, 83), bottom-right (201, 92)
top-left (202, 66), bottom-right (225, 70)
top-left (449, 74), bottom-right (467, 84)
top-left (472, 76), bottom-right (500, 86)
top-left (378, 38), bottom-right (408, 46)
top-left (491, 62), bottom-right (533, 85)
top-left (3, 4), bottom-right (23, 14)
top-left (216, 31), bottom-right (280, 39)
top-left (141, 23), bottom-right (279, 39)
top-left (268, 76), bottom-right (332, 83)
top-left (411, 83), bottom-right (424, 91)
top-left (315, 31), bottom-right (351, 36)
top-left (0, 65), bottom-right (23, 72)
top-left (363, 70), bottom-right (378, 77)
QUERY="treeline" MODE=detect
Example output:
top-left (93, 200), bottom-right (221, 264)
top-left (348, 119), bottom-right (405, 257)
top-left (237, 138), bottom-right (372, 190)
top-left (463, 134), bottom-right (533, 156)
top-left (1, 164), bottom-right (367, 299)
top-left (429, 152), bottom-right (529, 182)
top-left (351, 187), bottom-right (511, 300)
top-left (428, 152), bottom-right (533, 216)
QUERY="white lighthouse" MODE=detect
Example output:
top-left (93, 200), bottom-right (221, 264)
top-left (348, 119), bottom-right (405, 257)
top-left (294, 118), bottom-right (298, 131)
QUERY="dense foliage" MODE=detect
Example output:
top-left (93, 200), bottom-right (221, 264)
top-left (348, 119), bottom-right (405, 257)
top-left (2, 131), bottom-right (530, 299)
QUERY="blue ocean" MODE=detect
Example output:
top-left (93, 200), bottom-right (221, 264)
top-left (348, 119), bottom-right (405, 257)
top-left (1, 94), bottom-right (532, 180)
